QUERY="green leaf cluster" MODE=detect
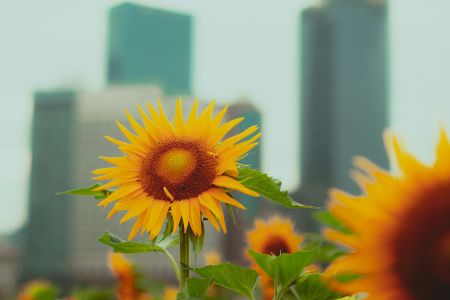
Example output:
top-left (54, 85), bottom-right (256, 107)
top-left (294, 274), bottom-right (341, 300)
top-left (248, 249), bottom-right (317, 299)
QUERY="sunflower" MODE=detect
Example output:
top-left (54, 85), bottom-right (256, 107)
top-left (246, 215), bottom-right (305, 299)
top-left (163, 287), bottom-right (178, 300)
top-left (109, 253), bottom-right (151, 300)
top-left (93, 99), bottom-right (260, 239)
top-left (325, 130), bottom-right (450, 299)
top-left (18, 280), bottom-right (57, 300)
top-left (204, 250), bottom-right (222, 265)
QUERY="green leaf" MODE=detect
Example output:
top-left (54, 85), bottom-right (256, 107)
top-left (334, 273), bottom-right (362, 283)
top-left (248, 249), bottom-right (317, 297)
top-left (187, 277), bottom-right (213, 297)
top-left (33, 287), bottom-right (58, 300)
top-left (70, 289), bottom-right (113, 300)
top-left (225, 203), bottom-right (238, 226)
top-left (59, 184), bottom-right (110, 200)
top-left (294, 274), bottom-right (341, 300)
top-left (176, 286), bottom-right (189, 300)
top-left (157, 233), bottom-right (180, 249)
top-left (237, 166), bottom-right (313, 209)
top-left (98, 232), bottom-right (178, 253)
top-left (314, 211), bottom-right (352, 234)
top-left (163, 217), bottom-right (174, 239)
top-left (193, 263), bottom-right (259, 300)
top-left (302, 234), bottom-right (347, 263)
top-left (189, 226), bottom-right (205, 259)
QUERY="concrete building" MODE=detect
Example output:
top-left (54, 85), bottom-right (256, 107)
top-left (107, 2), bottom-right (192, 94)
top-left (297, 0), bottom-right (389, 229)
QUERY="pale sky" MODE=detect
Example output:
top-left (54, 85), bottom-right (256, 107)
top-left (1, 0), bottom-right (450, 233)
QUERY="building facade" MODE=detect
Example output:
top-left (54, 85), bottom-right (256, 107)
top-left (21, 91), bottom-right (75, 284)
top-left (107, 3), bottom-right (192, 94)
top-left (297, 0), bottom-right (389, 229)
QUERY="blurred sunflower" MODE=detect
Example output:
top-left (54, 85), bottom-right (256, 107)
top-left (246, 215), bottom-right (304, 299)
top-left (93, 99), bottom-right (260, 239)
top-left (204, 250), bottom-right (222, 265)
top-left (163, 287), bottom-right (178, 300)
top-left (109, 253), bottom-right (151, 300)
top-left (325, 130), bottom-right (450, 299)
top-left (18, 280), bottom-right (57, 300)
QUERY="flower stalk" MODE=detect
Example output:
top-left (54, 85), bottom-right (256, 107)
top-left (179, 226), bottom-right (190, 290)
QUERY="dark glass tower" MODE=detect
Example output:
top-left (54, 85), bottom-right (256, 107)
top-left (107, 3), bottom-right (192, 94)
top-left (223, 101), bottom-right (263, 264)
top-left (297, 0), bottom-right (389, 229)
top-left (20, 91), bottom-right (75, 284)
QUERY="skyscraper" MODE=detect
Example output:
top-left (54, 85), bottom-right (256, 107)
top-left (107, 2), bottom-right (192, 94)
top-left (298, 0), bottom-right (389, 229)
top-left (227, 101), bottom-right (262, 218)
top-left (222, 101), bottom-right (262, 263)
top-left (20, 91), bottom-right (75, 284)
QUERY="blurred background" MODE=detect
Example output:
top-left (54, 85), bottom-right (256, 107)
top-left (2, 0), bottom-right (450, 297)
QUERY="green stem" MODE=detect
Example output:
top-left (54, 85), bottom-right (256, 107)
top-left (162, 249), bottom-right (180, 281)
top-left (179, 226), bottom-right (190, 290)
top-left (289, 286), bottom-right (301, 300)
top-left (273, 287), bottom-right (284, 300)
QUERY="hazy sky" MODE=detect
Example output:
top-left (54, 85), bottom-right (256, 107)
top-left (1, 0), bottom-right (450, 233)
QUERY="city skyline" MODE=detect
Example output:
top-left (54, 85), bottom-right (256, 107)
top-left (2, 0), bottom-right (450, 233)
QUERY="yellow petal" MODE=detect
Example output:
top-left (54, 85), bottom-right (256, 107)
top-left (179, 200), bottom-right (191, 232)
top-left (128, 213), bottom-right (145, 240)
top-left (150, 201), bottom-right (170, 239)
top-left (97, 183), bottom-right (141, 207)
top-left (216, 125), bottom-right (258, 152)
top-left (146, 200), bottom-right (166, 231)
top-left (189, 198), bottom-right (202, 236)
top-left (198, 192), bottom-right (221, 218)
top-left (120, 198), bottom-right (152, 224)
top-left (185, 98), bottom-right (199, 129)
top-left (213, 176), bottom-right (259, 197)
top-left (173, 98), bottom-right (186, 135)
top-left (200, 205), bottom-right (220, 231)
top-left (208, 188), bottom-right (246, 210)
top-left (171, 202), bottom-right (182, 233)
top-left (207, 117), bottom-right (244, 145)
top-left (435, 127), bottom-right (450, 175)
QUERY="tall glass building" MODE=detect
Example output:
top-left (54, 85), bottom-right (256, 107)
top-left (297, 0), bottom-right (389, 229)
top-left (222, 101), bottom-right (262, 263)
top-left (20, 91), bottom-right (75, 284)
top-left (107, 3), bottom-right (192, 94)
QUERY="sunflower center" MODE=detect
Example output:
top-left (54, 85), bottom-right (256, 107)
top-left (140, 139), bottom-right (218, 201)
top-left (157, 149), bottom-right (196, 183)
top-left (391, 182), bottom-right (450, 299)
top-left (262, 236), bottom-right (291, 256)
top-left (431, 232), bottom-right (450, 283)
